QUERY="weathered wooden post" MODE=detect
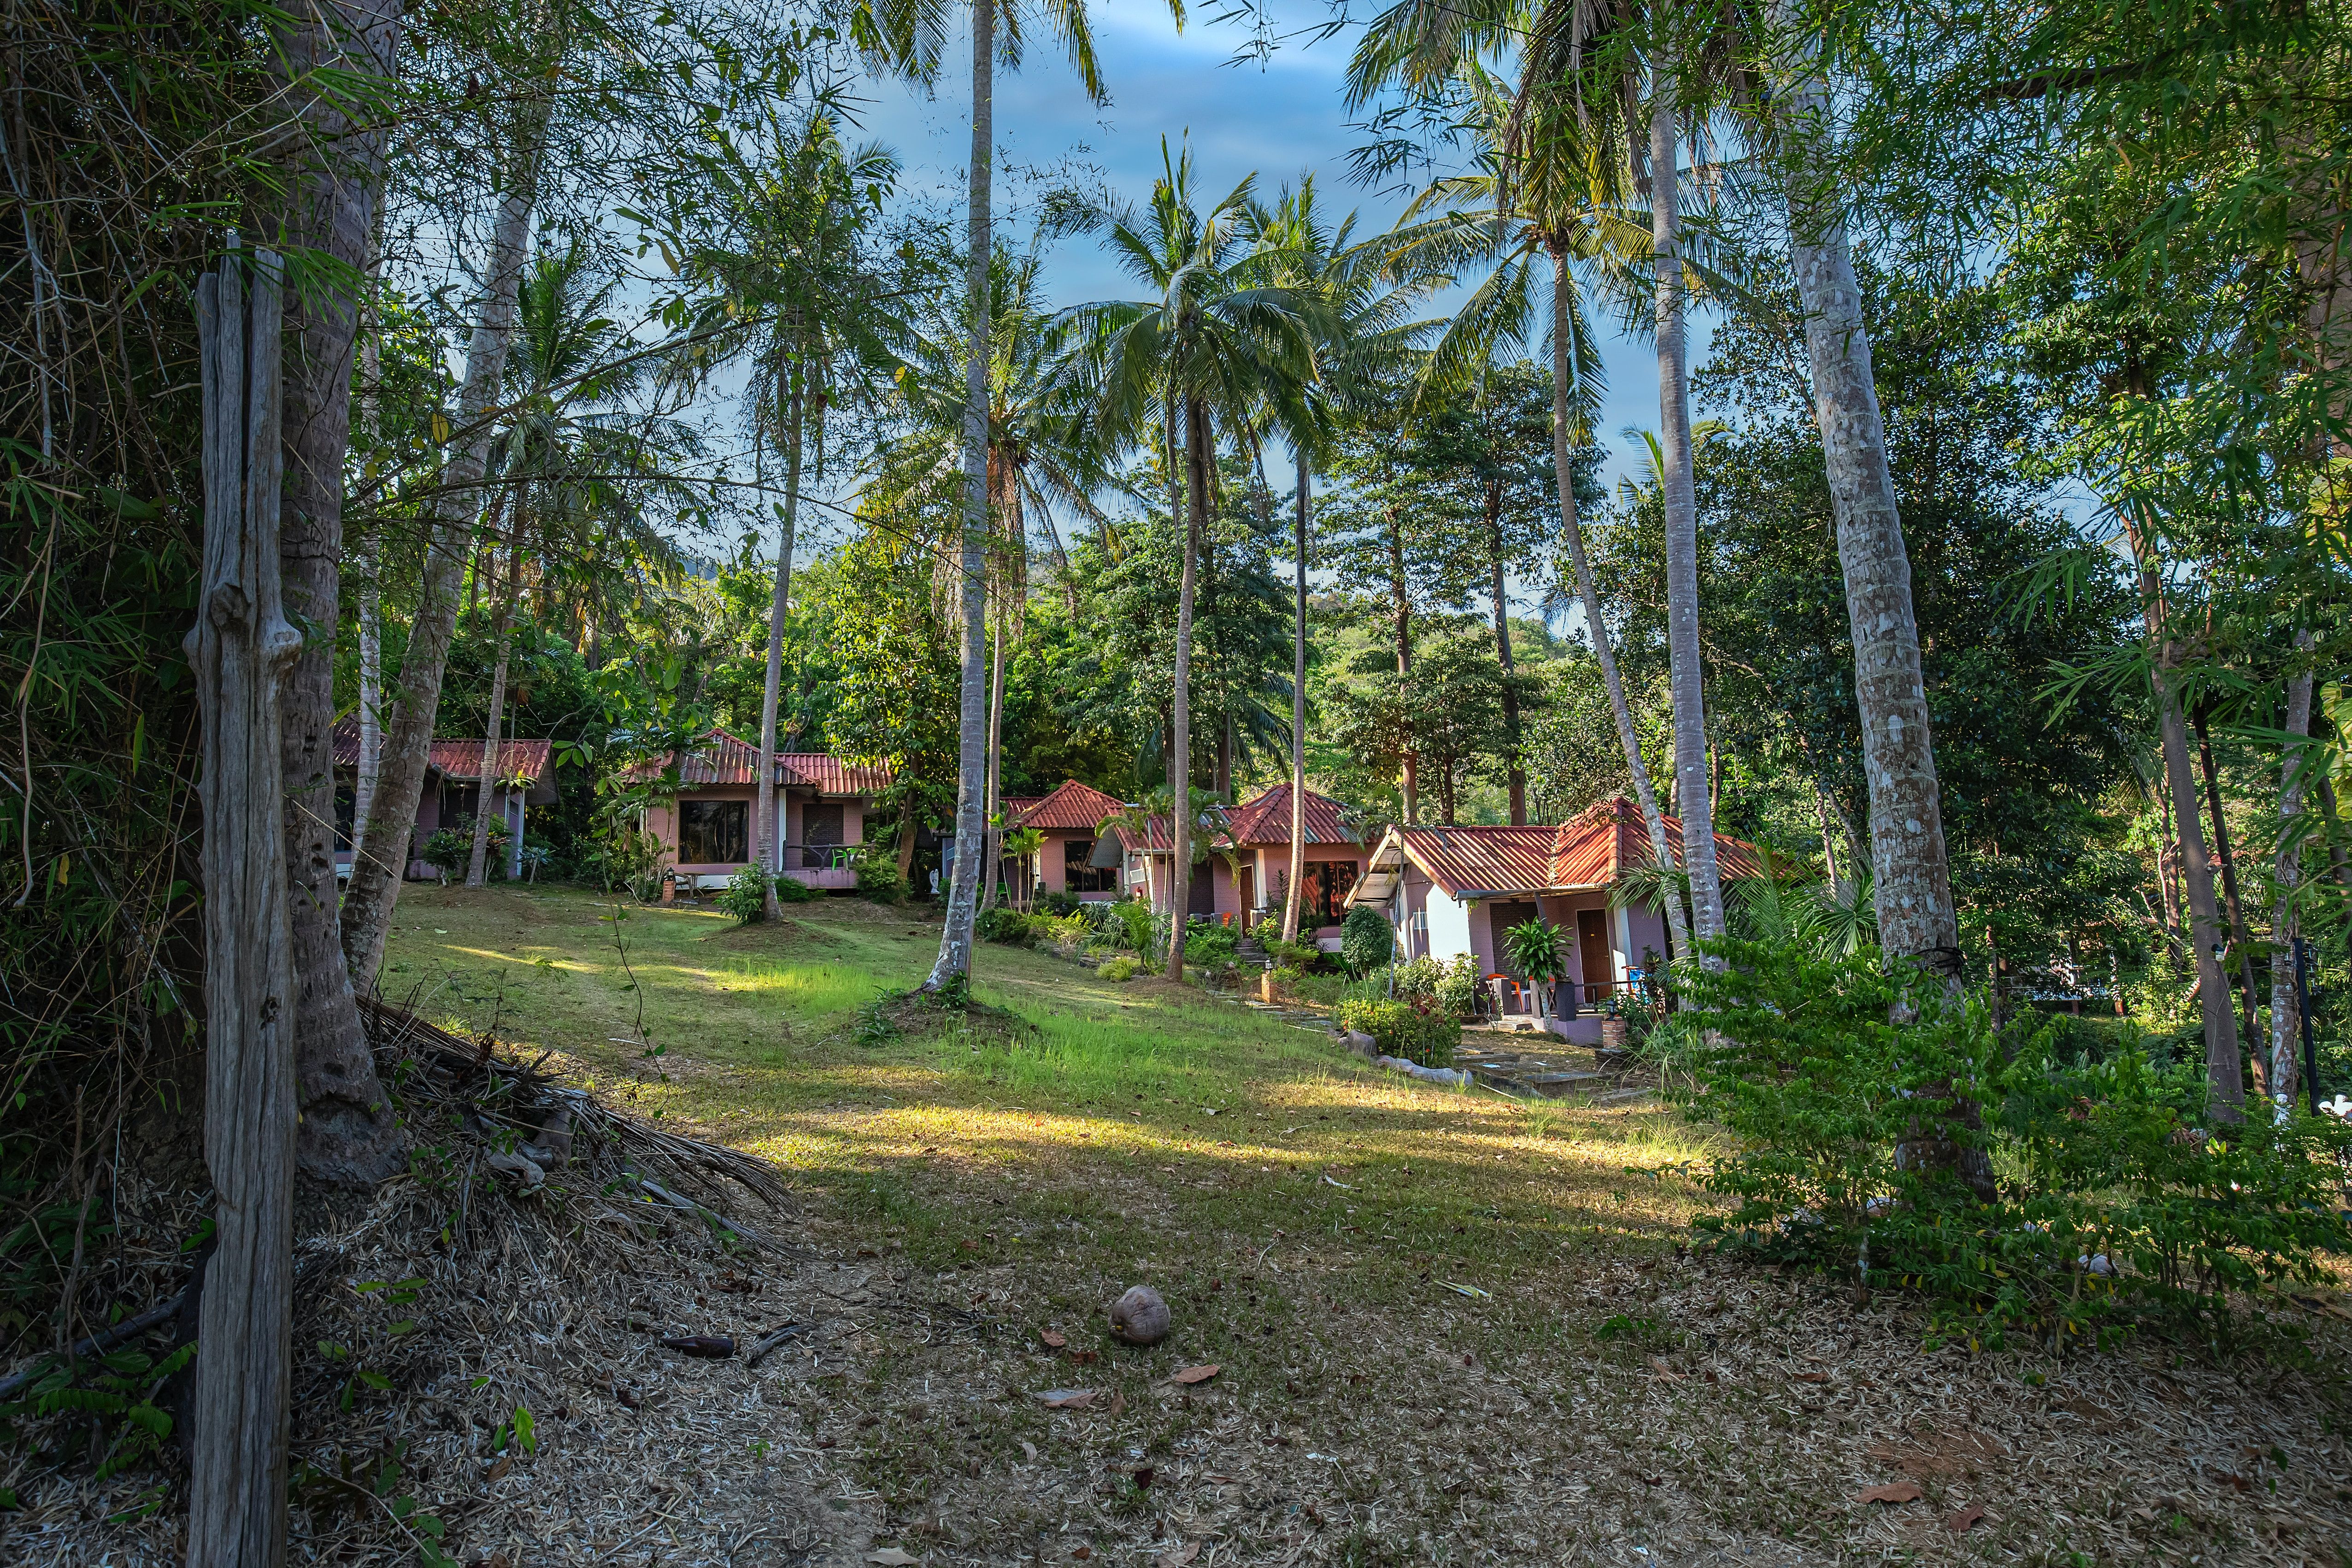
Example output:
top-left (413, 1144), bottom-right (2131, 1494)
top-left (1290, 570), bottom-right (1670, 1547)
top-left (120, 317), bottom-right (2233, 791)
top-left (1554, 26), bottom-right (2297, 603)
top-left (186, 243), bottom-right (302, 1568)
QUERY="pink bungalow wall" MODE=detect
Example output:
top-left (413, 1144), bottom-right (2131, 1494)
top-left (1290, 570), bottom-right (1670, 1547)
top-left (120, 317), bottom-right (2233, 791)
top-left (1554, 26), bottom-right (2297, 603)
top-left (1029, 826), bottom-right (1120, 902)
top-left (648, 788), bottom-right (866, 890)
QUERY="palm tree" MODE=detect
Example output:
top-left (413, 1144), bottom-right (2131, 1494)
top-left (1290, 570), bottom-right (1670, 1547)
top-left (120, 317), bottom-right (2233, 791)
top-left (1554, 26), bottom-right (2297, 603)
top-left (888, 245), bottom-right (1112, 912)
top-left (1243, 176), bottom-right (1438, 942)
top-left (1367, 58), bottom-right (1695, 963)
top-left (857, 0), bottom-right (1184, 996)
top-left (1064, 140), bottom-right (1323, 978)
top-left (1754, 0), bottom-right (1963, 982)
top-left (673, 115), bottom-right (900, 917)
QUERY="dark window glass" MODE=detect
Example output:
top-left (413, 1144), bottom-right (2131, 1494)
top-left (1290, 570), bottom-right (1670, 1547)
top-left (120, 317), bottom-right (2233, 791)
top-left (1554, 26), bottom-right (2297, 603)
top-left (1310, 861), bottom-right (1358, 923)
top-left (679, 799), bottom-right (748, 864)
top-left (803, 802), bottom-right (844, 845)
top-left (1064, 837), bottom-right (1114, 892)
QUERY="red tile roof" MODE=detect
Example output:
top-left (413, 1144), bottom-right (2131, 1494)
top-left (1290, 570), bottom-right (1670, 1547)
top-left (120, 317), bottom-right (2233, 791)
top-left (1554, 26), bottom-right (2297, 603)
top-left (642, 729), bottom-right (892, 794)
top-left (1009, 779), bottom-right (1127, 832)
top-left (1376, 797), bottom-right (1761, 899)
top-left (1223, 783), bottom-right (1362, 846)
top-left (332, 717), bottom-right (549, 782)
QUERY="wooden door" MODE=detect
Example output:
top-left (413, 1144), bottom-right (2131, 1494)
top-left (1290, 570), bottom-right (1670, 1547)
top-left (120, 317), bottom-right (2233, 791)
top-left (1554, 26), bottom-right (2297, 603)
top-left (1576, 909), bottom-right (1612, 1007)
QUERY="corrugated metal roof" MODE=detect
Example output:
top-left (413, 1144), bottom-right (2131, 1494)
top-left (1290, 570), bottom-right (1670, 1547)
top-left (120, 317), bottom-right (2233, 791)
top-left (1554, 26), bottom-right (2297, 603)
top-left (332, 717), bottom-right (549, 783)
top-left (1223, 783), bottom-right (1361, 846)
top-left (1009, 779), bottom-right (1127, 831)
top-left (1373, 797), bottom-right (1762, 899)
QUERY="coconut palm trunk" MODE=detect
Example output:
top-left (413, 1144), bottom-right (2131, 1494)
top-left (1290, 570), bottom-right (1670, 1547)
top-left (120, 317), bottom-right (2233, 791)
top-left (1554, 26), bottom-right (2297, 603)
top-left (1486, 473), bottom-right (1527, 824)
top-left (757, 367), bottom-right (803, 921)
top-left (1769, 0), bottom-right (1994, 1188)
top-left (464, 542), bottom-right (523, 886)
top-left (1549, 250), bottom-right (1691, 963)
top-left (1166, 394), bottom-right (1208, 978)
top-left (344, 123), bottom-right (542, 984)
top-left (272, 0), bottom-right (407, 1189)
top-left (1766, 0), bottom-right (1959, 977)
top-left (1282, 449), bottom-right (1310, 944)
top-left (984, 611), bottom-right (1006, 910)
top-left (926, 0), bottom-right (992, 992)
top-left (1650, 83), bottom-right (1726, 946)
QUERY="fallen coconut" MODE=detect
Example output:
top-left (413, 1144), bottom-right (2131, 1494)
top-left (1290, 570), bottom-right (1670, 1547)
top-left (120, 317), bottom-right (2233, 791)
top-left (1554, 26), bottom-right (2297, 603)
top-left (1108, 1285), bottom-right (1170, 1346)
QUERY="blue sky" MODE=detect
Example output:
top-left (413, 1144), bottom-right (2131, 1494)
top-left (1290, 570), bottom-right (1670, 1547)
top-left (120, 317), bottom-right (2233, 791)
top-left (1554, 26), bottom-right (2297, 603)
top-left (849, 0), bottom-right (1685, 499)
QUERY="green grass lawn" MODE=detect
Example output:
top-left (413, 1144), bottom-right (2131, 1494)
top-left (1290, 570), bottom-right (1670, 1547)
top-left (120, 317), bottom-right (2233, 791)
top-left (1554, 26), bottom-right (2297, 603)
top-left (377, 885), bottom-right (2352, 1567)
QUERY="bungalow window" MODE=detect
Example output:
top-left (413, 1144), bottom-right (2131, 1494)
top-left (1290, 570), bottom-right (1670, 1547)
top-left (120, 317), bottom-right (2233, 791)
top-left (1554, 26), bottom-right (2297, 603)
top-left (802, 801), bottom-right (845, 868)
top-left (1064, 837), bottom-right (1115, 893)
top-left (1307, 861), bottom-right (1358, 925)
top-left (679, 799), bottom-right (748, 864)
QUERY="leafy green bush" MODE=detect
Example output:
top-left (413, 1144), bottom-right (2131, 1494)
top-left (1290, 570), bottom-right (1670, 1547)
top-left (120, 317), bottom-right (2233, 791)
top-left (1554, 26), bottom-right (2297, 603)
top-left (1339, 905), bottom-right (1393, 975)
top-left (1104, 899), bottom-right (1156, 956)
top-left (1433, 954), bottom-right (1483, 1019)
top-left (1182, 918), bottom-right (1238, 966)
top-left (976, 907), bottom-right (1032, 945)
top-left (1265, 936), bottom-right (1322, 969)
top-left (1288, 971), bottom-right (1388, 1008)
top-left (1037, 890), bottom-right (1082, 917)
top-left (1392, 955), bottom-right (1444, 999)
top-left (1267, 963), bottom-right (1305, 991)
top-left (775, 872), bottom-right (819, 903)
top-left (1682, 936), bottom-right (2352, 1341)
top-left (1095, 955), bottom-right (1140, 981)
top-left (1034, 912), bottom-right (1089, 955)
top-left (1333, 997), bottom-right (1458, 1067)
top-left (855, 853), bottom-right (906, 904)
top-left (717, 867), bottom-right (771, 923)
top-left (420, 817), bottom-right (507, 881)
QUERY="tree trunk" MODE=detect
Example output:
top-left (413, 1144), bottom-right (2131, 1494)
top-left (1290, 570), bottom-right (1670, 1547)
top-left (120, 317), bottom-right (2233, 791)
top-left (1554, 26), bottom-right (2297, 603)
top-left (1769, 1), bottom-right (1961, 982)
top-left (1282, 450), bottom-right (1310, 944)
top-left (1770, 0), bottom-right (1992, 1195)
top-left (2269, 646), bottom-right (2316, 1116)
top-left (2156, 664), bottom-right (2244, 1118)
top-left (1651, 82), bottom-right (1725, 944)
top-left (1547, 248), bottom-right (1690, 962)
top-left (1488, 473), bottom-right (1525, 824)
top-left (926, 0), bottom-right (991, 992)
top-left (1216, 713), bottom-right (1232, 800)
top-left (189, 250), bottom-right (303, 1568)
top-left (274, 0), bottom-right (407, 1190)
top-left (354, 546), bottom-right (381, 864)
top-left (984, 610), bottom-right (1005, 911)
top-left (1389, 506), bottom-right (1417, 825)
top-left (343, 119), bottom-right (541, 985)
top-left (896, 802), bottom-right (918, 883)
top-left (2193, 707), bottom-right (2264, 1082)
top-left (757, 369), bottom-right (804, 921)
top-left (465, 543), bottom-right (522, 887)
top-left (1166, 394), bottom-right (1207, 979)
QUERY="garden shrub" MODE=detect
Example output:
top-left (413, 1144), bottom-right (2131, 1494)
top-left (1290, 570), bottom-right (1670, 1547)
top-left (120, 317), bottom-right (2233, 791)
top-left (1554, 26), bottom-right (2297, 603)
top-left (1267, 963), bottom-right (1305, 992)
top-left (1096, 955), bottom-right (1140, 981)
top-left (975, 907), bottom-right (1032, 945)
top-left (1433, 954), bottom-right (1483, 1019)
top-left (774, 872), bottom-right (819, 903)
top-left (1035, 913), bottom-right (1089, 955)
top-left (1182, 918), bottom-right (1239, 967)
top-left (1392, 956), bottom-right (1444, 1000)
top-left (1682, 935), bottom-right (2352, 1341)
top-left (854, 853), bottom-right (907, 904)
top-left (716, 867), bottom-right (770, 923)
top-left (420, 818), bottom-right (506, 881)
top-left (1037, 890), bottom-right (1082, 917)
top-left (1333, 997), bottom-right (1458, 1068)
top-left (1265, 936), bottom-right (1322, 969)
top-left (1339, 905), bottom-right (1393, 975)
top-left (1105, 900), bottom-right (1157, 957)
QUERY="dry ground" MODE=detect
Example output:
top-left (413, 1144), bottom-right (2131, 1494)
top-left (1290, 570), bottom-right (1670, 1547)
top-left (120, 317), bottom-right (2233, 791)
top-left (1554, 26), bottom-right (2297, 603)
top-left (11, 884), bottom-right (2349, 1566)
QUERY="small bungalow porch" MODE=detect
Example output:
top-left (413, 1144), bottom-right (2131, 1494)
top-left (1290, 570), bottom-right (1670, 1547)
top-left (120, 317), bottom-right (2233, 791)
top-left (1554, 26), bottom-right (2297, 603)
top-left (1349, 798), bottom-right (1759, 1046)
top-left (637, 730), bottom-right (893, 896)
